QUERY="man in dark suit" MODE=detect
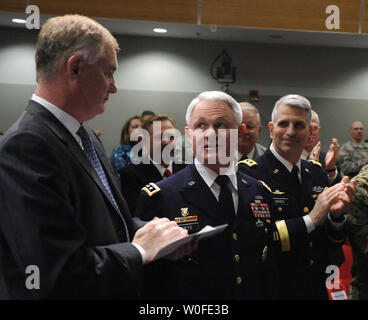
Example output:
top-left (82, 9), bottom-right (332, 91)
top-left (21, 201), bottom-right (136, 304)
top-left (118, 114), bottom-right (186, 214)
top-left (135, 91), bottom-right (279, 300)
top-left (301, 110), bottom-right (341, 185)
top-left (0, 15), bottom-right (191, 299)
top-left (238, 94), bottom-right (355, 299)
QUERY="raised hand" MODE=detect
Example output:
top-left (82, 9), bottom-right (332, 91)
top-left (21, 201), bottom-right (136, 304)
top-left (325, 138), bottom-right (340, 171)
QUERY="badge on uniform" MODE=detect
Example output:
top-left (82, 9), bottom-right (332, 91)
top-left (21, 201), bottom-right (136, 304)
top-left (312, 186), bottom-right (324, 193)
top-left (141, 183), bottom-right (160, 196)
top-left (272, 189), bottom-right (285, 195)
top-left (312, 186), bottom-right (324, 200)
top-left (250, 199), bottom-right (270, 218)
top-left (175, 208), bottom-right (199, 233)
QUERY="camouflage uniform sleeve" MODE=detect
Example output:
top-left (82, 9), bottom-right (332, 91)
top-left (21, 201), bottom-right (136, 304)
top-left (346, 165), bottom-right (368, 250)
top-left (337, 143), bottom-right (367, 177)
top-left (346, 165), bottom-right (368, 299)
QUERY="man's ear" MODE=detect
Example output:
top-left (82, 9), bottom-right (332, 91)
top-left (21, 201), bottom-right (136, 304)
top-left (66, 55), bottom-right (83, 78)
top-left (307, 124), bottom-right (314, 143)
top-left (268, 121), bottom-right (274, 140)
top-left (238, 124), bottom-right (246, 137)
top-left (184, 126), bottom-right (193, 145)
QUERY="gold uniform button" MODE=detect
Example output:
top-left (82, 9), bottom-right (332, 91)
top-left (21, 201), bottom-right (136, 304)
top-left (232, 233), bottom-right (238, 240)
top-left (309, 241), bottom-right (313, 248)
top-left (278, 207), bottom-right (283, 212)
top-left (236, 276), bottom-right (242, 285)
top-left (310, 259), bottom-right (314, 266)
top-left (264, 228), bottom-right (268, 234)
top-left (304, 207), bottom-right (309, 214)
top-left (234, 254), bottom-right (240, 262)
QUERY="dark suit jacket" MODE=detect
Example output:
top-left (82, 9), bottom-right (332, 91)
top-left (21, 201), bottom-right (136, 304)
top-left (118, 160), bottom-right (186, 214)
top-left (135, 164), bottom-right (278, 300)
top-left (239, 149), bottom-right (346, 299)
top-left (0, 100), bottom-right (145, 299)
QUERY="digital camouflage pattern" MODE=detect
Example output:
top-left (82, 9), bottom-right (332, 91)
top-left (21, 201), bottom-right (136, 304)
top-left (346, 164), bottom-right (368, 299)
top-left (337, 141), bottom-right (368, 178)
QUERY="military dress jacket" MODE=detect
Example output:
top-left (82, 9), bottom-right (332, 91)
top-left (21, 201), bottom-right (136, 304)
top-left (118, 160), bottom-right (186, 214)
top-left (238, 149), bottom-right (346, 300)
top-left (135, 164), bottom-right (277, 300)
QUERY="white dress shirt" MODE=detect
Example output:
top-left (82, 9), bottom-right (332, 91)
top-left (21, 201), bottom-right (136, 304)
top-left (194, 158), bottom-right (239, 214)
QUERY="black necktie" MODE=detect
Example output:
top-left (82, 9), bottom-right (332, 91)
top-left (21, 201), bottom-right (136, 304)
top-left (215, 175), bottom-right (235, 224)
top-left (77, 125), bottom-right (129, 241)
top-left (290, 165), bottom-right (301, 201)
top-left (240, 154), bottom-right (248, 161)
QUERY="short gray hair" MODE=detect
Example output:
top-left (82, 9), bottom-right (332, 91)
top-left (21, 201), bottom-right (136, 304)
top-left (239, 102), bottom-right (261, 125)
top-left (271, 94), bottom-right (312, 124)
top-left (36, 14), bottom-right (119, 82)
top-left (186, 91), bottom-right (242, 126)
top-left (311, 110), bottom-right (320, 126)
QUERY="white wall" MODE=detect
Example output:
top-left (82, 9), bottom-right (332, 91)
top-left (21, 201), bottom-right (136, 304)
top-left (1, 26), bottom-right (368, 156)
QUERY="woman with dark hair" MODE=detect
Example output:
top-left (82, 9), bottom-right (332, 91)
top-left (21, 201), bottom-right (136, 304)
top-left (110, 116), bottom-right (141, 171)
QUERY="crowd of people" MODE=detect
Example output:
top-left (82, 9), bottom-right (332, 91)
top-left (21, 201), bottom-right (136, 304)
top-left (0, 14), bottom-right (367, 300)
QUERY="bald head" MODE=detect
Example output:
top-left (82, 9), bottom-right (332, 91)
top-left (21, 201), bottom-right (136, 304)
top-left (350, 121), bottom-right (364, 143)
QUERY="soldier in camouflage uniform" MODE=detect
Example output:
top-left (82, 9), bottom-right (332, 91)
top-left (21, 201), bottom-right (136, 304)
top-left (337, 121), bottom-right (368, 178)
top-left (347, 164), bottom-right (368, 299)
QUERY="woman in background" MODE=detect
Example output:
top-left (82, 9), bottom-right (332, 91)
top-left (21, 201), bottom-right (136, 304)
top-left (110, 116), bottom-right (141, 171)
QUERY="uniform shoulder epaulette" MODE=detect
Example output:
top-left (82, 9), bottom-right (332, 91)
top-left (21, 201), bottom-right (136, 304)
top-left (141, 182), bottom-right (161, 197)
top-left (237, 158), bottom-right (258, 167)
top-left (308, 160), bottom-right (322, 168)
top-left (259, 180), bottom-right (272, 193)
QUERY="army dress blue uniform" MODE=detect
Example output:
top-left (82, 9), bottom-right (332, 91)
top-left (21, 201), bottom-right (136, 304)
top-left (238, 149), bottom-right (346, 300)
top-left (135, 164), bottom-right (278, 300)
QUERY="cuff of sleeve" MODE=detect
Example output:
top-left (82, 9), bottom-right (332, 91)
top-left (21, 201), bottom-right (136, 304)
top-left (303, 215), bottom-right (316, 233)
top-left (327, 168), bottom-right (338, 181)
top-left (132, 242), bottom-right (147, 264)
top-left (328, 213), bottom-right (346, 231)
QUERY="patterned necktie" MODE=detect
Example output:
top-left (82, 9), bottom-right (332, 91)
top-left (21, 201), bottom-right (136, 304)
top-left (215, 175), bottom-right (235, 224)
top-left (77, 125), bottom-right (129, 241)
top-left (164, 168), bottom-right (172, 178)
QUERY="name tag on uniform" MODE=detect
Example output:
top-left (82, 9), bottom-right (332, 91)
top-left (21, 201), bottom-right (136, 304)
top-left (175, 216), bottom-right (199, 233)
top-left (272, 197), bottom-right (288, 206)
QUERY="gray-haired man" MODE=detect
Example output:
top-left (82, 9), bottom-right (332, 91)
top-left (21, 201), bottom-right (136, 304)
top-left (238, 94), bottom-right (355, 299)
